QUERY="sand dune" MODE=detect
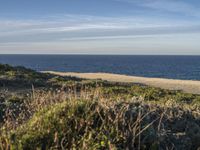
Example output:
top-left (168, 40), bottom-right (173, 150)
top-left (44, 71), bottom-right (200, 94)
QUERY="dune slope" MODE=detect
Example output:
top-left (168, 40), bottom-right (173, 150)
top-left (45, 71), bottom-right (200, 94)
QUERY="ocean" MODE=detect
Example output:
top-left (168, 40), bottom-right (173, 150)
top-left (0, 55), bottom-right (200, 80)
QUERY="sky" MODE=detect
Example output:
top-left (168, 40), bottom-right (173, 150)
top-left (0, 0), bottom-right (200, 54)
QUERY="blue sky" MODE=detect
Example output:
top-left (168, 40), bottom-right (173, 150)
top-left (0, 0), bottom-right (200, 54)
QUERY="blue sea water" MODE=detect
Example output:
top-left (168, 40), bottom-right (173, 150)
top-left (0, 55), bottom-right (200, 80)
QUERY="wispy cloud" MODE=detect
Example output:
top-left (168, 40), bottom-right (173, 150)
top-left (0, 13), bottom-right (200, 54)
top-left (0, 14), bottom-right (199, 38)
top-left (115, 0), bottom-right (200, 17)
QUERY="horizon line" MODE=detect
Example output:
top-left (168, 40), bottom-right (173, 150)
top-left (0, 53), bottom-right (200, 56)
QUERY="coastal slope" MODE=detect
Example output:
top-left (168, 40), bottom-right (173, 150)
top-left (1, 65), bottom-right (200, 149)
top-left (45, 71), bottom-right (200, 94)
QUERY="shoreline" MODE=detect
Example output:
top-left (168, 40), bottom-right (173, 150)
top-left (44, 71), bottom-right (200, 94)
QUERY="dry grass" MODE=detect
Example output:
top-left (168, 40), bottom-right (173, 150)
top-left (0, 85), bottom-right (200, 150)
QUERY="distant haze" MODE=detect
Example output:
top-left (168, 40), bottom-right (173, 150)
top-left (0, 0), bottom-right (200, 54)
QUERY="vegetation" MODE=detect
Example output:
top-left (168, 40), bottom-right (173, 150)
top-left (0, 64), bottom-right (200, 150)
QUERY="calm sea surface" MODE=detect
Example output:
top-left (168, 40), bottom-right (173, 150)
top-left (0, 55), bottom-right (200, 80)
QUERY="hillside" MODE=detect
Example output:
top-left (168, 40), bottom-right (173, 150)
top-left (0, 64), bottom-right (200, 150)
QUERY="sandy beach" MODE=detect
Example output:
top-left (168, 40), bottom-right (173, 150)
top-left (44, 71), bottom-right (200, 94)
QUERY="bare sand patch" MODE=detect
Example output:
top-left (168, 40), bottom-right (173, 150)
top-left (44, 71), bottom-right (200, 94)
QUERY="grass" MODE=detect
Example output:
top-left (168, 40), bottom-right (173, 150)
top-left (0, 64), bottom-right (200, 150)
